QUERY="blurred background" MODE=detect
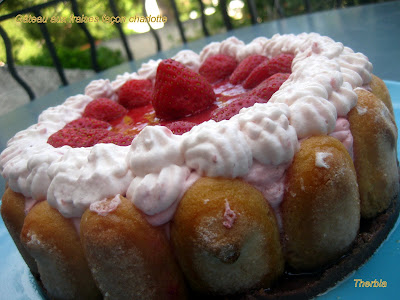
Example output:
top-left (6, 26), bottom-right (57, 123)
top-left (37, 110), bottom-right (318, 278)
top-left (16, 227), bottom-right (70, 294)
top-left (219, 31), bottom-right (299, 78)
top-left (0, 0), bottom-right (394, 115)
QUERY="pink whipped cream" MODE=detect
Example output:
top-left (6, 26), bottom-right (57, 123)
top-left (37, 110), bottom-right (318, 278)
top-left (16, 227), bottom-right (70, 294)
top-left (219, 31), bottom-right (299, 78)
top-left (0, 33), bottom-right (373, 225)
top-left (90, 195), bottom-right (122, 217)
top-left (223, 199), bottom-right (237, 229)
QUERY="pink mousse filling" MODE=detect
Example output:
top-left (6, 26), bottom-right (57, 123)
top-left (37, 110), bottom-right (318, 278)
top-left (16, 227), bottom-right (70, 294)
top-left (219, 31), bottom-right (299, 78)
top-left (24, 198), bottom-right (39, 215)
top-left (329, 117), bottom-right (354, 159)
top-left (144, 172), bottom-right (200, 227)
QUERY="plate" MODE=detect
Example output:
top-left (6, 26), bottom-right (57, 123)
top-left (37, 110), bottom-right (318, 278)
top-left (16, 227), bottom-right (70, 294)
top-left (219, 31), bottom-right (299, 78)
top-left (0, 81), bottom-right (400, 300)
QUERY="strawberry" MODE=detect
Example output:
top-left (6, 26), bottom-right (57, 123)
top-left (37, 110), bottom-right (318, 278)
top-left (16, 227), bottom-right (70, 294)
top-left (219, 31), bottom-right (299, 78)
top-left (118, 79), bottom-right (153, 109)
top-left (164, 120), bottom-right (196, 135)
top-left (64, 117), bottom-right (110, 129)
top-left (199, 54), bottom-right (238, 83)
top-left (98, 132), bottom-right (135, 146)
top-left (211, 94), bottom-right (265, 122)
top-left (153, 59), bottom-right (216, 120)
top-left (243, 53), bottom-right (294, 89)
top-left (83, 98), bottom-right (127, 122)
top-left (47, 128), bottom-right (110, 148)
top-left (250, 73), bottom-right (290, 101)
top-left (229, 55), bottom-right (268, 85)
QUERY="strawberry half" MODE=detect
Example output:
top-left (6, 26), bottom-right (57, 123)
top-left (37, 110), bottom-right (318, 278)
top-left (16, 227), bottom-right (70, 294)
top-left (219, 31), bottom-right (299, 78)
top-left (83, 98), bottom-right (127, 122)
top-left (164, 120), bottom-right (196, 135)
top-left (47, 128), bottom-right (110, 148)
top-left (229, 55), bottom-right (268, 85)
top-left (211, 94), bottom-right (265, 122)
top-left (118, 79), bottom-right (153, 109)
top-left (199, 54), bottom-right (238, 83)
top-left (250, 73), bottom-right (290, 101)
top-left (64, 117), bottom-right (110, 129)
top-left (153, 59), bottom-right (216, 120)
top-left (243, 53), bottom-right (294, 89)
top-left (98, 132), bottom-right (135, 146)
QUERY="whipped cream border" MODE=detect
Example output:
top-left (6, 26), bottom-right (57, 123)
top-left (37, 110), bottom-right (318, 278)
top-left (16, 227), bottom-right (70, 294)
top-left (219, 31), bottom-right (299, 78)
top-left (0, 33), bottom-right (373, 221)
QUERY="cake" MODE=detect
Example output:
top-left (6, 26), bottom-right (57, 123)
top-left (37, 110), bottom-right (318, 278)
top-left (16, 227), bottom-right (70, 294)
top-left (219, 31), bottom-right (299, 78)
top-left (1, 33), bottom-right (399, 299)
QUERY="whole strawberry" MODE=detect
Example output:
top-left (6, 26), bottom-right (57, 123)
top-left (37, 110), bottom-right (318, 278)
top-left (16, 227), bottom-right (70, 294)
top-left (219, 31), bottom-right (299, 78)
top-left (250, 73), bottom-right (290, 101)
top-left (153, 59), bottom-right (216, 120)
top-left (118, 79), bottom-right (153, 109)
top-left (229, 55), bottom-right (268, 85)
top-left (199, 54), bottom-right (238, 83)
top-left (83, 98), bottom-right (127, 122)
top-left (243, 53), bottom-right (294, 89)
top-left (211, 94), bottom-right (265, 122)
top-left (47, 128), bottom-right (110, 148)
top-left (64, 117), bottom-right (110, 129)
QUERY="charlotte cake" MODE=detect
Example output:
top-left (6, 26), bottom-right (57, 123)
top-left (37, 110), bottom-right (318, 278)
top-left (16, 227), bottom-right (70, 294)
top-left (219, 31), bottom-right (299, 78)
top-left (1, 33), bottom-right (398, 299)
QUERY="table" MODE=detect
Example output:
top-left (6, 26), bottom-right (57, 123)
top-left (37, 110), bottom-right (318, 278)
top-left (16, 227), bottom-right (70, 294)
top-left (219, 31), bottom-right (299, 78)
top-left (1, 1), bottom-right (400, 299)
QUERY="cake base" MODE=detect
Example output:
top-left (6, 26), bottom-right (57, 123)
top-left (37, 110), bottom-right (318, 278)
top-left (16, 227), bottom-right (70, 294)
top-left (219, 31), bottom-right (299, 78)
top-left (189, 193), bottom-right (400, 300)
top-left (17, 193), bottom-right (400, 299)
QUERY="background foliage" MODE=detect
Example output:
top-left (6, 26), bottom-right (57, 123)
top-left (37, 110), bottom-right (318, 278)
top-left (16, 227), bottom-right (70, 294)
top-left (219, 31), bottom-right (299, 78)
top-left (0, 0), bottom-right (392, 70)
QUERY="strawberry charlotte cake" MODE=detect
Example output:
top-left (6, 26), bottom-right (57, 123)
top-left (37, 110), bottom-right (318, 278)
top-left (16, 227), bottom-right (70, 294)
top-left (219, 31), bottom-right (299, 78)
top-left (1, 33), bottom-right (399, 299)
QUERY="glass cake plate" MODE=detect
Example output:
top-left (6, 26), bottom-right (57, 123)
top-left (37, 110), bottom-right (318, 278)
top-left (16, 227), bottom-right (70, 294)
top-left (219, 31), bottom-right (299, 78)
top-left (0, 81), bottom-right (399, 300)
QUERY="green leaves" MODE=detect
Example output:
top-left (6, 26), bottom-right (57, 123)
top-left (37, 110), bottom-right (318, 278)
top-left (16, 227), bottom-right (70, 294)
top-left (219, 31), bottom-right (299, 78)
top-left (25, 46), bottom-right (123, 70)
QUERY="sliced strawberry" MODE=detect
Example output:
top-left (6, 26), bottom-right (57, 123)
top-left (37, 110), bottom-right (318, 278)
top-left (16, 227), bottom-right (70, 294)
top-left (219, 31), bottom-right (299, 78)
top-left (98, 132), bottom-right (135, 146)
top-left (243, 53), bottom-right (294, 89)
top-left (47, 128), bottom-right (110, 148)
top-left (64, 117), bottom-right (110, 129)
top-left (211, 94), bottom-right (265, 122)
top-left (118, 79), bottom-right (153, 109)
top-left (164, 120), bottom-right (196, 135)
top-left (83, 98), bottom-right (127, 122)
top-left (229, 55), bottom-right (268, 85)
top-left (153, 59), bottom-right (216, 120)
top-left (199, 54), bottom-right (238, 84)
top-left (250, 73), bottom-right (290, 101)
